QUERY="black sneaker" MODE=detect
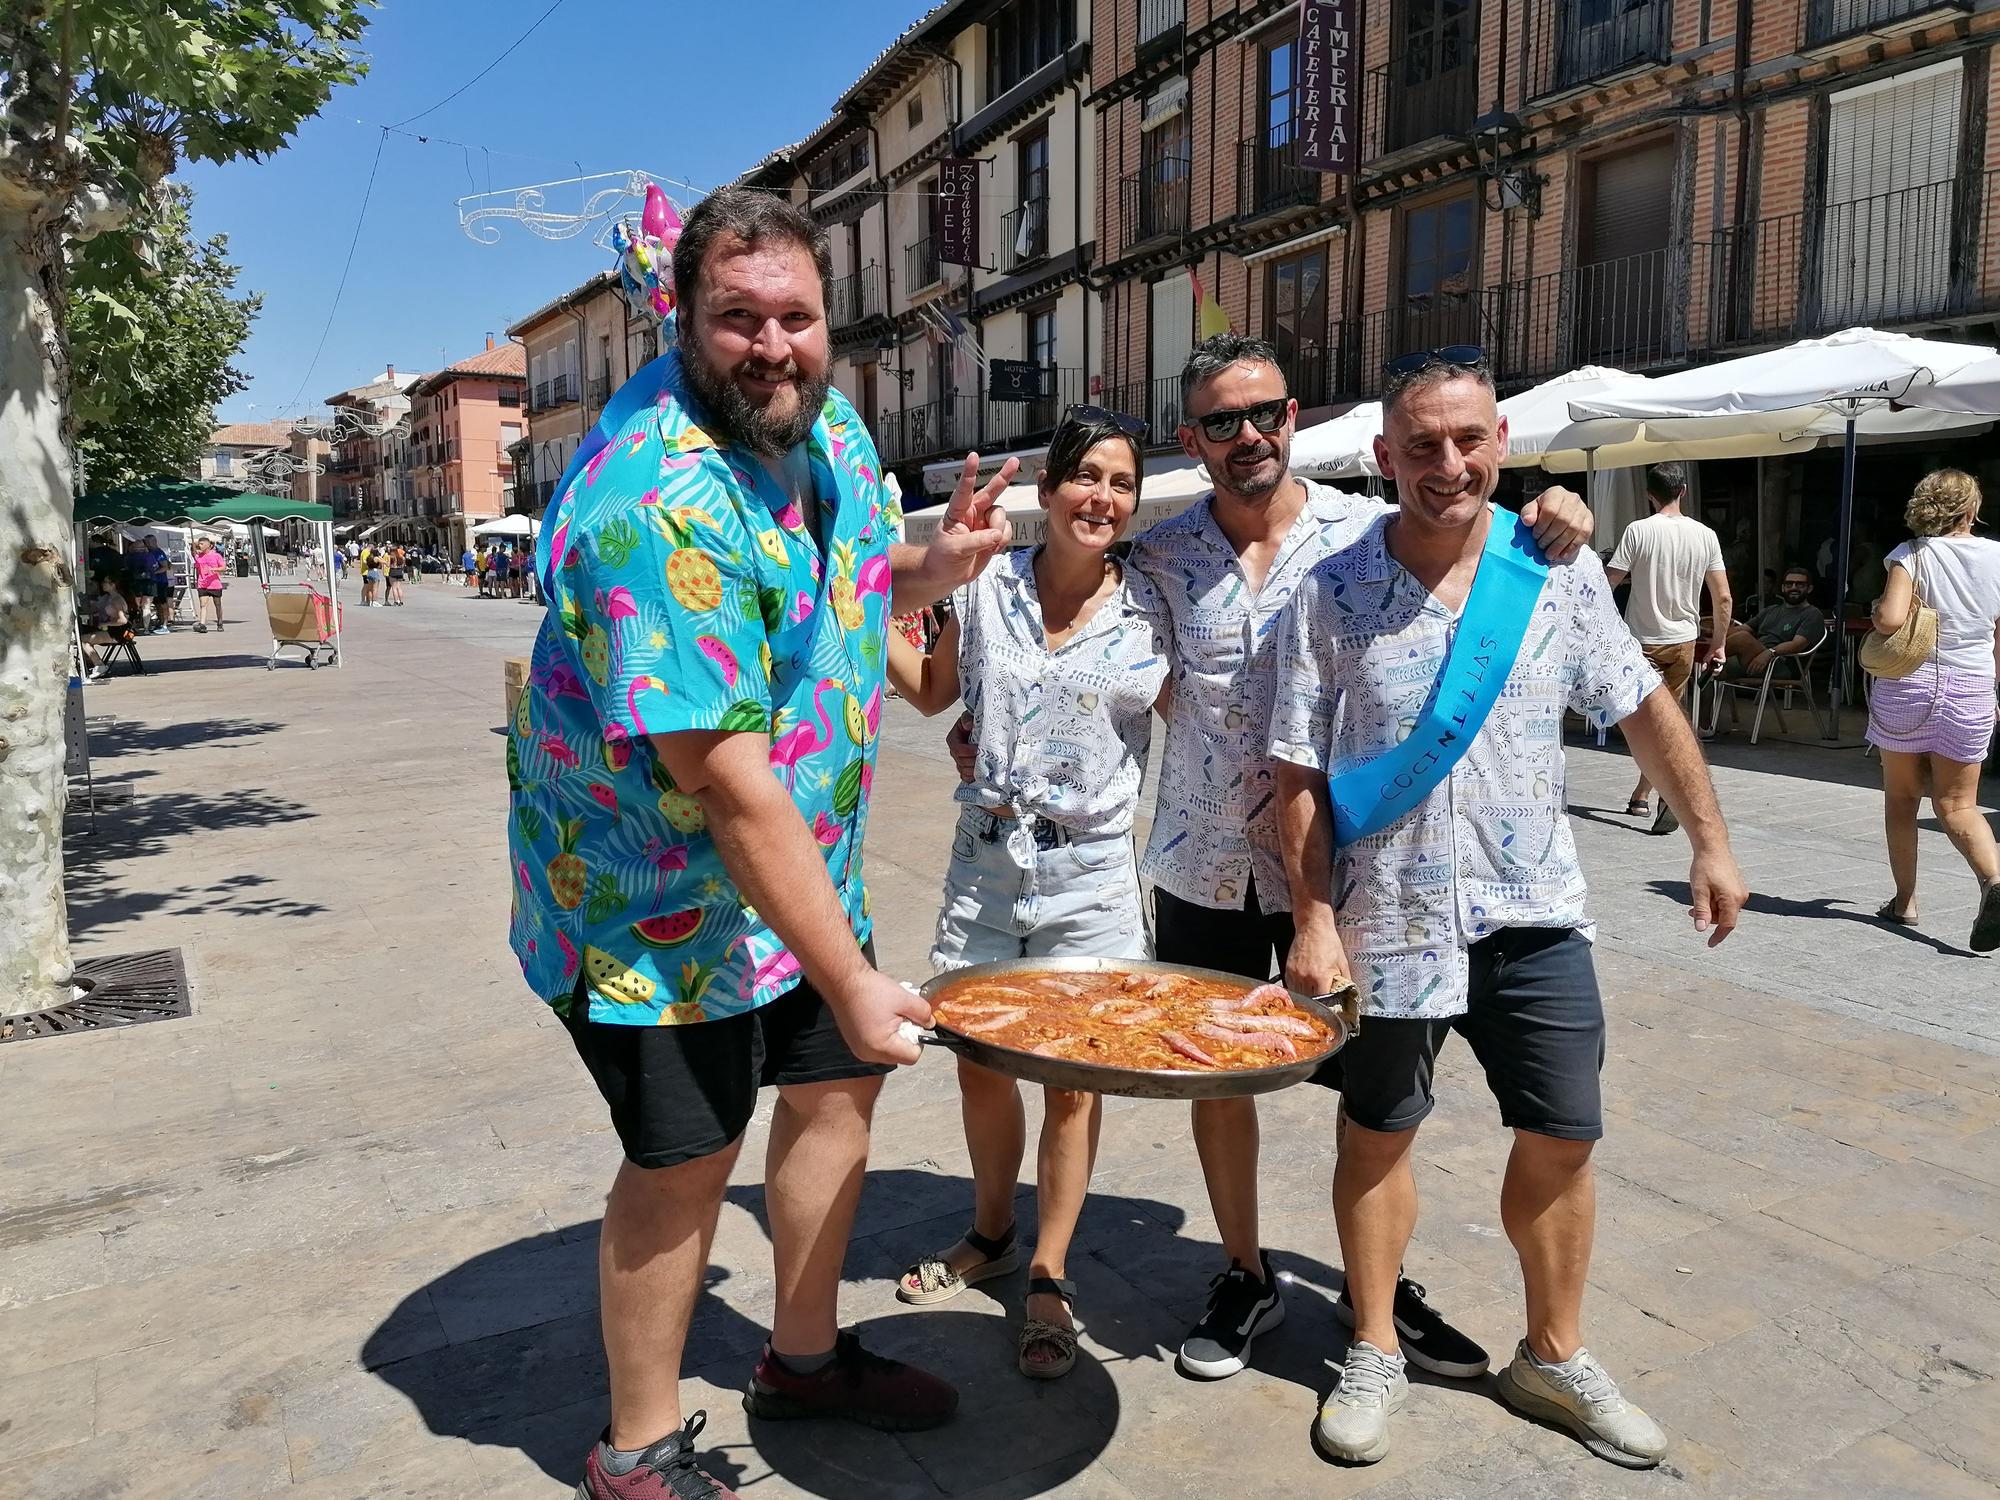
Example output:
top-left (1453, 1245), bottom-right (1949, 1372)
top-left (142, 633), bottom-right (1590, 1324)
top-left (1177, 1251), bottom-right (1285, 1379)
top-left (1334, 1276), bottom-right (1489, 1379)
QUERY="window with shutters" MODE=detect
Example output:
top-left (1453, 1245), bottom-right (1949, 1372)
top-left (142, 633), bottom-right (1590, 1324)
top-left (1397, 194), bottom-right (1480, 355)
top-left (1266, 249), bottom-right (1330, 406)
top-left (1137, 80), bottom-right (1191, 243)
top-left (1821, 60), bottom-right (1963, 324)
top-left (1576, 138), bottom-right (1676, 364)
top-left (1149, 271), bottom-right (1194, 436)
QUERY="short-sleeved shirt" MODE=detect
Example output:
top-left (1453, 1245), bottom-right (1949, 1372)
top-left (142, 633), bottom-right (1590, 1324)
top-left (141, 547), bottom-right (171, 585)
top-left (1127, 481), bottom-right (1385, 913)
top-left (1608, 513), bottom-right (1724, 645)
top-left (193, 551), bottom-right (225, 590)
top-left (1888, 537), bottom-right (2000, 678)
top-left (507, 350), bottom-right (896, 1025)
top-left (954, 549), bottom-right (1170, 836)
top-left (1749, 603), bottom-right (1826, 651)
top-left (1268, 508), bottom-right (1658, 1020)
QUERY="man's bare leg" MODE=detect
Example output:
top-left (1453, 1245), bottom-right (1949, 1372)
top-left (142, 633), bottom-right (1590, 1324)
top-left (1331, 1120), bottom-right (1420, 1353)
top-left (600, 1143), bottom-right (743, 1449)
top-left (1500, 1130), bottom-right (1595, 1362)
top-left (1193, 1095), bottom-right (1262, 1268)
top-left (766, 1075), bottom-right (882, 1358)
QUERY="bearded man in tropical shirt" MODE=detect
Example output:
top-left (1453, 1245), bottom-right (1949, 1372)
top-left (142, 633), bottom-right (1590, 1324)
top-left (506, 187), bottom-right (1015, 1500)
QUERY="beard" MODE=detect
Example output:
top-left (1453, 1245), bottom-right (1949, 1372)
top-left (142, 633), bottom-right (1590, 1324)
top-left (680, 321), bottom-right (832, 459)
top-left (1218, 430), bottom-right (1289, 500)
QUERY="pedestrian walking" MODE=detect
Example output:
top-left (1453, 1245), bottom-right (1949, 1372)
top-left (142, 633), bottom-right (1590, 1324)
top-left (190, 536), bottom-right (226, 632)
top-left (885, 408), bottom-right (1163, 1380)
top-left (1270, 349), bottom-right (1746, 1470)
top-left (1605, 462), bottom-right (1732, 834)
top-left (505, 186), bottom-right (1016, 1500)
top-left (387, 546), bottom-right (408, 606)
top-left (361, 553), bottom-right (383, 607)
top-left (1864, 468), bottom-right (2000, 949)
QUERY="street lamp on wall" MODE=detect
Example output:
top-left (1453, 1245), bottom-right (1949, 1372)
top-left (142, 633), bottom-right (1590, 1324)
top-left (877, 332), bottom-right (915, 391)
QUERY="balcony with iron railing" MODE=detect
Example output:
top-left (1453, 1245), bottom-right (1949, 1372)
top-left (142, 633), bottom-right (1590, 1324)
top-left (549, 373), bottom-right (577, 407)
top-left (830, 263), bottom-right (887, 328)
top-left (876, 396), bottom-right (980, 464)
top-left (532, 381), bottom-right (551, 411)
top-left (997, 199), bottom-right (1050, 274)
top-left (1122, 155), bottom-right (1191, 250)
top-left (1312, 168), bottom-right (2000, 403)
top-left (1138, 0), bottom-right (1184, 49)
top-left (1099, 375), bottom-right (1185, 446)
top-left (588, 375), bottom-right (610, 407)
top-left (1364, 42), bottom-right (1478, 160)
top-left (1526, 0), bottom-right (1673, 100)
top-left (1238, 123), bottom-right (1321, 220)
top-left (906, 236), bottom-right (941, 295)
top-left (981, 366), bottom-right (1084, 450)
top-left (1804, 0), bottom-right (1970, 47)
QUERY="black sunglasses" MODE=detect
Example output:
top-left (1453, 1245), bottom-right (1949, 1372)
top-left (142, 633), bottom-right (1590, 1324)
top-left (1190, 397), bottom-right (1291, 443)
top-left (1384, 345), bottom-right (1487, 377)
top-left (1066, 404), bottom-right (1148, 440)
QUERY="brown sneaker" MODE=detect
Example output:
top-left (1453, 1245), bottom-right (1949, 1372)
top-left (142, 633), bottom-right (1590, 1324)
top-left (576, 1413), bottom-right (736, 1500)
top-left (742, 1330), bottom-right (958, 1431)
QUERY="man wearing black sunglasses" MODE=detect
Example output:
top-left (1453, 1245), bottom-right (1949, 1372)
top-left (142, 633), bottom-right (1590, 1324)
top-left (1125, 334), bottom-right (1598, 1386)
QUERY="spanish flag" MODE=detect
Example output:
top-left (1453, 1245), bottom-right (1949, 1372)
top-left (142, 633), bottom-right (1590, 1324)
top-left (1190, 266), bottom-right (1232, 339)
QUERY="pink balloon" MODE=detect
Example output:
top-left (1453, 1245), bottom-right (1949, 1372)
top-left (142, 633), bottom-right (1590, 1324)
top-left (642, 183), bottom-right (672, 241)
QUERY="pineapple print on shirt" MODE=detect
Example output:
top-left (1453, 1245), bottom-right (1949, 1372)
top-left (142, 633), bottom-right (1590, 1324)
top-left (507, 349), bottom-right (892, 1025)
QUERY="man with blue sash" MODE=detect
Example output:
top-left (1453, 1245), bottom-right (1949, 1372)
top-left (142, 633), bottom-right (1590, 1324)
top-left (1270, 352), bottom-right (1746, 1470)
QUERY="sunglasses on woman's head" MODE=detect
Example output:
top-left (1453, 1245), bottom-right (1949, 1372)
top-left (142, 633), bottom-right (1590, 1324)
top-left (1383, 345), bottom-right (1487, 377)
top-left (1191, 397), bottom-right (1290, 443)
top-left (1065, 404), bottom-right (1148, 439)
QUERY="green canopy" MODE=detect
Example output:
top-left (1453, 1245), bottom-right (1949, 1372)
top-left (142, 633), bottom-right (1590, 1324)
top-left (75, 479), bottom-right (332, 525)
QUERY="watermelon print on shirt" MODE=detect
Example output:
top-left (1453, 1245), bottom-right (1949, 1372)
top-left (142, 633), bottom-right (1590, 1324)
top-left (507, 348), bottom-right (895, 1026)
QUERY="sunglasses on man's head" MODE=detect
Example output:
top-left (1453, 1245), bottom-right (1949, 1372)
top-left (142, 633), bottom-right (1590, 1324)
top-left (1383, 345), bottom-right (1487, 377)
top-left (1066, 404), bottom-right (1148, 439)
top-left (1190, 397), bottom-right (1290, 444)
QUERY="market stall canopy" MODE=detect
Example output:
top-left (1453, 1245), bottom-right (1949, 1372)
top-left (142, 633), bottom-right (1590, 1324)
top-left (471, 514), bottom-right (540, 538)
top-left (75, 479), bottom-right (333, 526)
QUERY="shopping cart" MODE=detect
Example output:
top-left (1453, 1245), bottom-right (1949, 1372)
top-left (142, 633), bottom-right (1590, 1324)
top-left (265, 585), bottom-right (340, 669)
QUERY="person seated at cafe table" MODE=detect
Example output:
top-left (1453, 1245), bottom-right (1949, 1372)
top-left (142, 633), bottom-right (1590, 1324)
top-left (1719, 566), bottom-right (1826, 680)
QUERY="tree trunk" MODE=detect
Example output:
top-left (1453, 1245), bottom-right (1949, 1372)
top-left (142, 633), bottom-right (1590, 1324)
top-left (0, 179), bottom-right (78, 1014)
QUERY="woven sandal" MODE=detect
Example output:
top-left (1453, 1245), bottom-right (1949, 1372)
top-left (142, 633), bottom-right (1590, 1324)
top-left (1019, 1276), bottom-right (1079, 1380)
top-left (896, 1223), bottom-right (1019, 1306)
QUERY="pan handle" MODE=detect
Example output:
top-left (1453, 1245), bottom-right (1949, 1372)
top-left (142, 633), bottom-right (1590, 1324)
top-left (897, 1019), bottom-right (966, 1052)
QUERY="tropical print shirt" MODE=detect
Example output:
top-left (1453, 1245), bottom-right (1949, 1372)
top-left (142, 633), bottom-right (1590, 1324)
top-left (1267, 509), bottom-right (1658, 1020)
top-left (1127, 481), bottom-right (1385, 913)
top-left (507, 350), bottom-right (897, 1026)
top-left (954, 550), bottom-right (1170, 836)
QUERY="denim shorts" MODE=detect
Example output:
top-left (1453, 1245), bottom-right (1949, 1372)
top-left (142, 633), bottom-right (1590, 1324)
top-left (930, 806), bottom-right (1148, 970)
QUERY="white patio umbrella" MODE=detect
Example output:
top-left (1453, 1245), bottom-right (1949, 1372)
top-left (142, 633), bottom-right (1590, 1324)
top-left (1900, 352), bottom-right (2000, 415)
top-left (471, 514), bottom-right (540, 538)
top-left (1567, 328), bottom-right (1998, 731)
top-left (1290, 402), bottom-right (1385, 480)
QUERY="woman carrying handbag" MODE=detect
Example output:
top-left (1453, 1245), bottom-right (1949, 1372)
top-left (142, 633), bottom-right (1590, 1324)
top-left (1862, 469), bottom-right (2000, 951)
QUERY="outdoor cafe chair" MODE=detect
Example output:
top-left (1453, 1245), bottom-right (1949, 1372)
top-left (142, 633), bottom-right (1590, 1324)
top-left (1703, 624), bottom-right (1830, 744)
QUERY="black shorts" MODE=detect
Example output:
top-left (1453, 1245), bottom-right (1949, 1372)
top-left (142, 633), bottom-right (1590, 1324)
top-left (152, 582), bottom-right (173, 600)
top-left (198, 588), bottom-right (223, 600)
top-left (1153, 879), bottom-right (1341, 1089)
top-left (562, 942), bottom-right (890, 1170)
top-left (1332, 927), bottom-right (1606, 1141)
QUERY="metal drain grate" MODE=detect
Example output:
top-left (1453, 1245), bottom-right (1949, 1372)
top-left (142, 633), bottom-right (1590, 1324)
top-left (1, 949), bottom-right (192, 1042)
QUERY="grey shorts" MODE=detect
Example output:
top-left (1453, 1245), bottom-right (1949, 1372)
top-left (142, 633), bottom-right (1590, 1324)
top-left (930, 806), bottom-right (1148, 970)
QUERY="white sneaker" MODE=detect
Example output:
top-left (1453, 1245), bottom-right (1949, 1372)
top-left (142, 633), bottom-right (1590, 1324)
top-left (1496, 1341), bottom-right (1667, 1469)
top-left (1313, 1340), bottom-right (1407, 1464)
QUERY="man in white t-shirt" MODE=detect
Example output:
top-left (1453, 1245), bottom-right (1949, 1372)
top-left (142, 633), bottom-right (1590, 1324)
top-left (1606, 463), bottom-right (1731, 836)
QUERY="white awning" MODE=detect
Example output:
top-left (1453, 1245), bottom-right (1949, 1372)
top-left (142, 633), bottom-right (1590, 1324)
top-left (1241, 221), bottom-right (1348, 265)
top-left (1141, 76), bottom-right (1189, 130)
top-left (902, 456), bottom-right (1210, 547)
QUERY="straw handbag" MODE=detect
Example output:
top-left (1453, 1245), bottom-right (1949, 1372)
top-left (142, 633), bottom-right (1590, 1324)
top-left (1859, 541), bottom-right (1938, 681)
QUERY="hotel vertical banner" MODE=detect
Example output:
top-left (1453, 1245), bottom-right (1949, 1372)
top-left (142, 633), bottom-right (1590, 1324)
top-left (938, 158), bottom-right (981, 267)
top-left (1296, 1), bottom-right (1355, 174)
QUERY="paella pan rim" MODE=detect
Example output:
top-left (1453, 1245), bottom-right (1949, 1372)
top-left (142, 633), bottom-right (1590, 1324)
top-left (918, 955), bottom-right (1354, 1102)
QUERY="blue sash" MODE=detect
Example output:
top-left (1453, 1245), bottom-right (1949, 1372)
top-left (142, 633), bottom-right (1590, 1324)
top-left (1329, 508), bottom-right (1551, 846)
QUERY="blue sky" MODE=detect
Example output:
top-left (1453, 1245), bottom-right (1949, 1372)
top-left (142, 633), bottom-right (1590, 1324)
top-left (185, 0), bottom-right (911, 423)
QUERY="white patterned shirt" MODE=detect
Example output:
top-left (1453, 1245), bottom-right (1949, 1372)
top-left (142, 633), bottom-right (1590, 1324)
top-left (955, 549), bottom-right (1171, 835)
top-left (1127, 481), bottom-right (1384, 912)
top-left (1267, 509), bottom-right (1658, 1020)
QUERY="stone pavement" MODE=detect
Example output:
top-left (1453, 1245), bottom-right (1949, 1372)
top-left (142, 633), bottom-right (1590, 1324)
top-left (2, 574), bottom-right (1997, 1499)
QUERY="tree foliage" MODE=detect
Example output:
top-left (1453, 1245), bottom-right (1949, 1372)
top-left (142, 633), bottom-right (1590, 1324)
top-left (67, 184), bottom-right (261, 489)
top-left (3, 1), bottom-right (374, 201)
